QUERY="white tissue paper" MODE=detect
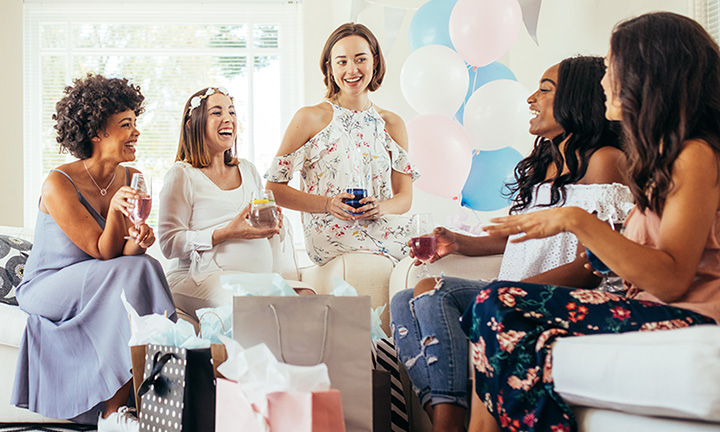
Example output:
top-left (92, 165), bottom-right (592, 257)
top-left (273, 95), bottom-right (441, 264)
top-left (216, 335), bottom-right (331, 410)
top-left (220, 273), bottom-right (298, 297)
top-left (121, 291), bottom-right (210, 348)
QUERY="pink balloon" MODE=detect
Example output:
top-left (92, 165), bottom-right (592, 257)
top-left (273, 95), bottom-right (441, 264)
top-left (449, 0), bottom-right (523, 67)
top-left (407, 115), bottom-right (472, 198)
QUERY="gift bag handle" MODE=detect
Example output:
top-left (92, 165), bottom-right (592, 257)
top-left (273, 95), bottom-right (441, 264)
top-left (137, 351), bottom-right (179, 398)
top-left (269, 304), bottom-right (330, 364)
top-left (199, 310), bottom-right (226, 333)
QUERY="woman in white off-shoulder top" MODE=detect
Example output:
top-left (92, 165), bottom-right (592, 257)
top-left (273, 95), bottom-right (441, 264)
top-left (390, 56), bottom-right (632, 432)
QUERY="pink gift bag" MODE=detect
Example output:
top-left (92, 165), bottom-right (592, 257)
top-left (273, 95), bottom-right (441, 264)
top-left (215, 378), bottom-right (346, 432)
top-left (267, 390), bottom-right (346, 432)
top-left (215, 378), bottom-right (266, 432)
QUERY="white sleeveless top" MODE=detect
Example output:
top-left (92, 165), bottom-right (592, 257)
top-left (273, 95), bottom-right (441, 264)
top-left (498, 183), bottom-right (635, 281)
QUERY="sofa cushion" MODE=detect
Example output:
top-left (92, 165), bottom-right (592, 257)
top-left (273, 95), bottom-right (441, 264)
top-left (553, 324), bottom-right (720, 422)
top-left (0, 234), bottom-right (33, 306)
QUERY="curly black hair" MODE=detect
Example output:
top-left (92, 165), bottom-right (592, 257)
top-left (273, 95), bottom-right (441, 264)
top-left (53, 73), bottom-right (145, 159)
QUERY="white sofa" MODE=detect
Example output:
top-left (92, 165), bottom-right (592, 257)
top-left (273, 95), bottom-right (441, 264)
top-left (389, 255), bottom-right (720, 432)
top-left (0, 225), bottom-right (397, 424)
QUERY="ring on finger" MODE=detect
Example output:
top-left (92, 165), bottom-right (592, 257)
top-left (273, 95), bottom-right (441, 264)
top-left (516, 225), bottom-right (523, 233)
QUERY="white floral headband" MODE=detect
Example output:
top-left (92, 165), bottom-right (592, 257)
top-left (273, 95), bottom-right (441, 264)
top-left (187, 87), bottom-right (233, 117)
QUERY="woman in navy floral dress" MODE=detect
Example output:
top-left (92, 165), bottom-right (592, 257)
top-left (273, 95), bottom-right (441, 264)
top-left (467, 12), bottom-right (720, 432)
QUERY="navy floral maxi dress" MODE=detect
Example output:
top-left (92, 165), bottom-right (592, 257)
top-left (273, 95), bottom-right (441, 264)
top-left (460, 206), bottom-right (720, 432)
top-left (460, 281), bottom-right (715, 432)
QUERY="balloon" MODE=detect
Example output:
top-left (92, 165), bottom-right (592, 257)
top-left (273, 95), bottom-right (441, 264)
top-left (463, 79), bottom-right (532, 151)
top-left (449, 0), bottom-right (523, 67)
top-left (455, 62), bottom-right (517, 124)
top-left (460, 147), bottom-right (524, 211)
top-left (407, 115), bottom-right (472, 199)
top-left (400, 45), bottom-right (469, 116)
top-left (408, 0), bottom-right (457, 51)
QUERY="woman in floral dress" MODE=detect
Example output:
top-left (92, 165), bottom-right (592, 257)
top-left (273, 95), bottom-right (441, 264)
top-left (467, 12), bottom-right (720, 432)
top-left (265, 23), bottom-right (417, 265)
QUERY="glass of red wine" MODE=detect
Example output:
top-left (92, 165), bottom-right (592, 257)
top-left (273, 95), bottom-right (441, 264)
top-left (124, 173), bottom-right (152, 240)
top-left (248, 189), bottom-right (279, 229)
top-left (410, 213), bottom-right (437, 278)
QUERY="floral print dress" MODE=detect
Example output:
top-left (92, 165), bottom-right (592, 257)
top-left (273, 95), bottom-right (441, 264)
top-left (265, 101), bottom-right (419, 265)
top-left (460, 206), bottom-right (719, 432)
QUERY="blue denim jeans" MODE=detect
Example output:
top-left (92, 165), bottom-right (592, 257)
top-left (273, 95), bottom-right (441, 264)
top-left (390, 276), bottom-right (490, 409)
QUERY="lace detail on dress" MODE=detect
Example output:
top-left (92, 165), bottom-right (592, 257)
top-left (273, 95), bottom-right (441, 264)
top-left (499, 183), bottom-right (635, 281)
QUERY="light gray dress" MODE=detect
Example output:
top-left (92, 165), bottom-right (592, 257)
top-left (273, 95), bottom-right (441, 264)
top-left (11, 169), bottom-right (176, 423)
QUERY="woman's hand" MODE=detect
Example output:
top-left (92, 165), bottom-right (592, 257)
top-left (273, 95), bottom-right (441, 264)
top-left (409, 226), bottom-right (459, 265)
top-left (128, 223), bottom-right (156, 248)
top-left (110, 185), bottom-right (139, 218)
top-left (355, 195), bottom-right (383, 220)
top-left (224, 204), bottom-right (281, 240)
top-left (325, 193), bottom-right (357, 221)
top-left (484, 207), bottom-right (586, 243)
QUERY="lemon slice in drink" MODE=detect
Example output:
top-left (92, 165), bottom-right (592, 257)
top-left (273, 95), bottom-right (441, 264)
top-left (252, 199), bottom-right (271, 204)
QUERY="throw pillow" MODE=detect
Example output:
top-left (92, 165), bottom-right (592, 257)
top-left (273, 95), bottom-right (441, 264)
top-left (0, 234), bottom-right (33, 306)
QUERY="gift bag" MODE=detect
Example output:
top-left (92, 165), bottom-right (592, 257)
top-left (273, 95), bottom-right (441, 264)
top-left (215, 378), bottom-right (346, 432)
top-left (137, 344), bottom-right (216, 432)
top-left (233, 295), bottom-right (372, 432)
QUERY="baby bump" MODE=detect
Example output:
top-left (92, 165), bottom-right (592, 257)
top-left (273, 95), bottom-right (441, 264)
top-left (214, 238), bottom-right (274, 273)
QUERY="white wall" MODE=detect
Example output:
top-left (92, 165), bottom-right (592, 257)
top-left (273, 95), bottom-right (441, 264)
top-left (0, 0), bottom-right (24, 227)
top-left (0, 0), bottom-right (692, 228)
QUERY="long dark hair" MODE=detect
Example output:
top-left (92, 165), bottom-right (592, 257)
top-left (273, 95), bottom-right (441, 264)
top-left (508, 56), bottom-right (620, 213)
top-left (610, 12), bottom-right (720, 214)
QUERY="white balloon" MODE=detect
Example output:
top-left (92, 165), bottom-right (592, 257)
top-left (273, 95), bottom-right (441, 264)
top-left (400, 45), bottom-right (469, 116)
top-left (463, 79), bottom-right (533, 151)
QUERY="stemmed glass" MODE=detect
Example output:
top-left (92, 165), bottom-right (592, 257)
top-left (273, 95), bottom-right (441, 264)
top-left (585, 215), bottom-right (623, 292)
top-left (124, 173), bottom-right (152, 240)
top-left (248, 189), bottom-right (279, 229)
top-left (343, 175), bottom-right (369, 229)
top-left (410, 213), bottom-right (437, 278)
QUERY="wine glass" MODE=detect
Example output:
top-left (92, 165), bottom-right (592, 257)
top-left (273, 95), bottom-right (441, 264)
top-left (585, 215), bottom-right (624, 292)
top-left (248, 189), bottom-right (279, 229)
top-left (343, 176), bottom-right (369, 229)
top-left (410, 213), bottom-right (437, 278)
top-left (124, 173), bottom-right (152, 240)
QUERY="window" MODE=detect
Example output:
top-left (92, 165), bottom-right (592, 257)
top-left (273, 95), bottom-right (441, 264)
top-left (23, 2), bottom-right (302, 227)
top-left (695, 0), bottom-right (720, 41)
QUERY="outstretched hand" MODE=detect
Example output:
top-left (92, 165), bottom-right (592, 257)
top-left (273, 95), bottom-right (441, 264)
top-left (484, 207), bottom-right (584, 243)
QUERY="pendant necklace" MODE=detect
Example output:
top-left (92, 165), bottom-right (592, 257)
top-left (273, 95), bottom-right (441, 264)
top-left (83, 160), bottom-right (117, 196)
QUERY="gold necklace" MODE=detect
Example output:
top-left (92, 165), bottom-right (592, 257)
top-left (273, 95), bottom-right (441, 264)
top-left (83, 160), bottom-right (117, 196)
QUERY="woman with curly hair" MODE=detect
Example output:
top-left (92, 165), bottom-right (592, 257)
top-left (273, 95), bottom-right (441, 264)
top-left (390, 56), bottom-right (631, 432)
top-left (11, 74), bottom-right (175, 431)
top-left (467, 12), bottom-right (720, 432)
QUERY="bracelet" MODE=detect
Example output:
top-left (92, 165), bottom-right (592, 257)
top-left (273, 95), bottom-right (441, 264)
top-left (324, 196), bottom-right (329, 213)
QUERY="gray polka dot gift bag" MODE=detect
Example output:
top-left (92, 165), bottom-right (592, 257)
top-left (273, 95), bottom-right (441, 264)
top-left (137, 344), bottom-right (216, 432)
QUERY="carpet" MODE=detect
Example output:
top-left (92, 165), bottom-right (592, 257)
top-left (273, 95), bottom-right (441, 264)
top-left (0, 425), bottom-right (95, 432)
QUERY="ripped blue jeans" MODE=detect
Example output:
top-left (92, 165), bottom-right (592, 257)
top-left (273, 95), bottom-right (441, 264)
top-left (390, 276), bottom-right (489, 409)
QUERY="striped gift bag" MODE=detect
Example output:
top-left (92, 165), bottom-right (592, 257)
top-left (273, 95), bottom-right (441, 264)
top-left (372, 337), bottom-right (409, 432)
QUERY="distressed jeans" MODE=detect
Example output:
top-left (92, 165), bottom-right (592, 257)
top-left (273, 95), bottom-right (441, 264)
top-left (390, 276), bottom-right (490, 409)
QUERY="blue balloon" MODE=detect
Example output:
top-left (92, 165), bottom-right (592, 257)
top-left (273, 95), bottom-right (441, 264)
top-left (408, 0), bottom-right (457, 51)
top-left (455, 62), bottom-right (518, 124)
top-left (460, 147), bottom-right (524, 211)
